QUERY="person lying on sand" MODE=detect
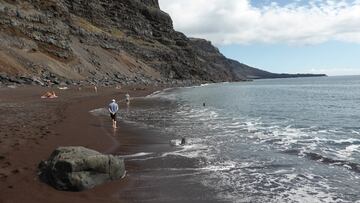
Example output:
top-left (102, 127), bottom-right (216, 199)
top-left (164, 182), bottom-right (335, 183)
top-left (41, 91), bottom-right (58, 99)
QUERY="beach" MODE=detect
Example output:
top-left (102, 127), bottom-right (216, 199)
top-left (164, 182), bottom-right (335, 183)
top-left (2, 76), bottom-right (359, 203)
top-left (0, 85), bottom-right (162, 203)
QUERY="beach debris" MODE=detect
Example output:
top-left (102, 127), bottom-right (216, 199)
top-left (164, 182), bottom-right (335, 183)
top-left (58, 87), bottom-right (69, 90)
top-left (38, 146), bottom-right (126, 191)
top-left (41, 91), bottom-right (58, 99)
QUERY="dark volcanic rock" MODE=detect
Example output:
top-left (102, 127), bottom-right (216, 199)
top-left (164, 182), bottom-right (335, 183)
top-left (38, 146), bottom-right (125, 191)
top-left (0, 0), bottom-right (326, 85)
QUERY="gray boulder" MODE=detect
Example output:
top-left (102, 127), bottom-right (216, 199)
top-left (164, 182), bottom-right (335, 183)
top-left (38, 146), bottom-right (126, 191)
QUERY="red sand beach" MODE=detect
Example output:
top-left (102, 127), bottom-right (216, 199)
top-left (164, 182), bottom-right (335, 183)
top-left (0, 85), bottom-right (160, 203)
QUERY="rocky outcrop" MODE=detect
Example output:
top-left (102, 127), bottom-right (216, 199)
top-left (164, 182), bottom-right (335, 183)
top-left (0, 0), bottom-right (325, 86)
top-left (38, 146), bottom-right (125, 191)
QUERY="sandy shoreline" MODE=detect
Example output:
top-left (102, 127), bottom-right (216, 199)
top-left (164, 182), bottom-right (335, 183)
top-left (0, 85), bottom-right (162, 203)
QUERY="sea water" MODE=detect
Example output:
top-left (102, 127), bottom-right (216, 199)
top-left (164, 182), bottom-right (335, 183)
top-left (93, 76), bottom-right (360, 202)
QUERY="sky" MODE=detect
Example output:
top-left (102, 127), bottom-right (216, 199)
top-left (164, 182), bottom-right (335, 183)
top-left (158, 0), bottom-right (360, 75)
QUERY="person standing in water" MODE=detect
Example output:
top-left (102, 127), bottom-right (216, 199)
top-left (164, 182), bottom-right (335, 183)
top-left (108, 99), bottom-right (119, 129)
top-left (125, 93), bottom-right (130, 104)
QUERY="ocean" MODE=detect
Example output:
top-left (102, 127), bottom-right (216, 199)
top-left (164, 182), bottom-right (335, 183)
top-left (92, 76), bottom-right (360, 202)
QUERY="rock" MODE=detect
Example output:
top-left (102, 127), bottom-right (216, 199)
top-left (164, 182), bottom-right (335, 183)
top-left (38, 146), bottom-right (125, 191)
top-left (0, 0), bottom-right (325, 87)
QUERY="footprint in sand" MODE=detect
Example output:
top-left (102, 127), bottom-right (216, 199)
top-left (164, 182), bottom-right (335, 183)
top-left (0, 174), bottom-right (7, 181)
top-left (11, 143), bottom-right (20, 147)
top-left (2, 162), bottom-right (11, 168)
top-left (11, 169), bottom-right (20, 174)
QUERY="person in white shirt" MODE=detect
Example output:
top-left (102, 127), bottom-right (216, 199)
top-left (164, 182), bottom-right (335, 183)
top-left (108, 99), bottom-right (119, 128)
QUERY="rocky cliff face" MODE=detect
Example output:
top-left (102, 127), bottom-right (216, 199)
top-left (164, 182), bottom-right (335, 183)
top-left (0, 0), bottom-right (325, 86)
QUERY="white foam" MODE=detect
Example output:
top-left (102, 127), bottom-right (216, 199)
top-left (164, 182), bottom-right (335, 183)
top-left (333, 138), bottom-right (360, 144)
top-left (273, 184), bottom-right (337, 203)
top-left (118, 152), bottom-right (153, 158)
top-left (144, 88), bottom-right (175, 99)
top-left (337, 145), bottom-right (360, 159)
top-left (352, 130), bottom-right (360, 135)
top-left (200, 160), bottom-right (237, 172)
top-left (145, 90), bottom-right (161, 97)
top-left (89, 107), bottom-right (107, 116)
top-left (169, 139), bottom-right (185, 146)
top-left (162, 143), bottom-right (211, 159)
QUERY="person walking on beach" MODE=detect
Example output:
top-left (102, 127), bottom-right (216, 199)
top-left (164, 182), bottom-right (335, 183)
top-left (108, 99), bottom-right (119, 129)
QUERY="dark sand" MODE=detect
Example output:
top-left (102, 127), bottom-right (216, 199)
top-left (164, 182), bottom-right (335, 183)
top-left (0, 85), bottom-right (161, 203)
top-left (0, 85), bottom-right (219, 203)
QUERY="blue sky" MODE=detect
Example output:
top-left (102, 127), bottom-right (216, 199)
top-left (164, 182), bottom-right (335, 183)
top-left (219, 41), bottom-right (360, 75)
top-left (159, 0), bottom-right (360, 75)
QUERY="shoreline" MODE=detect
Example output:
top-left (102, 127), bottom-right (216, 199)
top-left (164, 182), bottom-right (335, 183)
top-left (0, 85), bottom-right (164, 202)
top-left (1, 77), bottom-right (359, 202)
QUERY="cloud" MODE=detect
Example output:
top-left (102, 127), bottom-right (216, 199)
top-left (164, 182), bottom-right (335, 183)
top-left (159, 0), bottom-right (360, 45)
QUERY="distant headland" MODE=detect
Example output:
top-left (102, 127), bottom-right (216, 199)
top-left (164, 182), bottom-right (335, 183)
top-left (0, 0), bottom-right (325, 87)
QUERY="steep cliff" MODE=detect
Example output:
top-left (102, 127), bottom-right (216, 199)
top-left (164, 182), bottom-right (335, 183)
top-left (0, 0), bottom-right (325, 86)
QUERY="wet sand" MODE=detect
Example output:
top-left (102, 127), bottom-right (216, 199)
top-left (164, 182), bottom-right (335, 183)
top-left (0, 85), bottom-right (219, 203)
top-left (0, 85), bottom-right (160, 203)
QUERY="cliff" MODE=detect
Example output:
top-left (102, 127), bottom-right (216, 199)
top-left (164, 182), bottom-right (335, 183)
top-left (0, 0), bottom-right (325, 86)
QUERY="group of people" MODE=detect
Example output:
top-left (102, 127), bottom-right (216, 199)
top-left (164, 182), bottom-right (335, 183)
top-left (108, 93), bottom-right (130, 129)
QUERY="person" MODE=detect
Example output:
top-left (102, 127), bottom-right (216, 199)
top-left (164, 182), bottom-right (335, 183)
top-left (125, 93), bottom-right (130, 103)
top-left (180, 138), bottom-right (186, 146)
top-left (51, 91), bottom-right (57, 98)
top-left (41, 91), bottom-right (58, 99)
top-left (108, 99), bottom-right (119, 129)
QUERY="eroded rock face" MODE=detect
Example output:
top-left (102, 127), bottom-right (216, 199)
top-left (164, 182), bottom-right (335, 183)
top-left (0, 0), bottom-right (251, 84)
top-left (0, 0), bottom-right (325, 86)
top-left (38, 146), bottom-right (125, 191)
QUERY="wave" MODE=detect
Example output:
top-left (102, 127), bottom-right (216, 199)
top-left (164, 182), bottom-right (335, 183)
top-left (89, 107), bottom-right (107, 116)
top-left (117, 152), bottom-right (153, 158)
top-left (281, 149), bottom-right (360, 173)
top-left (145, 87), bottom-right (175, 99)
top-left (89, 82), bottom-right (360, 202)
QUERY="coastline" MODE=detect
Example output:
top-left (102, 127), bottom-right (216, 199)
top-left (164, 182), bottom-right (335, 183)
top-left (0, 85), bottom-right (163, 203)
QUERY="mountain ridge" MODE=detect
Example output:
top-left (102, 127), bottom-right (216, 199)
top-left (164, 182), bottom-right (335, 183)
top-left (0, 0), bottom-right (325, 86)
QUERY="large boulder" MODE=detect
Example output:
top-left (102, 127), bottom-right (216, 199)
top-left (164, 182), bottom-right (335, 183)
top-left (38, 146), bottom-right (126, 191)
